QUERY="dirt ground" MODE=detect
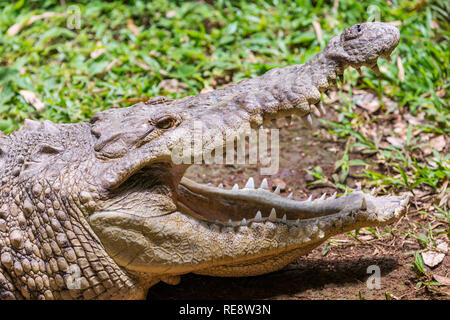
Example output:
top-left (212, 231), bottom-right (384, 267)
top-left (148, 90), bottom-right (449, 300)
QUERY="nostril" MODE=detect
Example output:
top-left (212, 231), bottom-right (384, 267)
top-left (91, 128), bottom-right (101, 139)
top-left (356, 24), bottom-right (361, 32)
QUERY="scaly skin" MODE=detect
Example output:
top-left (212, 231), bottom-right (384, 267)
top-left (0, 23), bottom-right (406, 300)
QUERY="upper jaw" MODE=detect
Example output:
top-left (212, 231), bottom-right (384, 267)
top-left (328, 22), bottom-right (400, 68)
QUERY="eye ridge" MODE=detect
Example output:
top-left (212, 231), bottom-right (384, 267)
top-left (155, 116), bottom-right (177, 130)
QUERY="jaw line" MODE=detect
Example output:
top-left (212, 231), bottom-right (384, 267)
top-left (176, 176), bottom-right (409, 227)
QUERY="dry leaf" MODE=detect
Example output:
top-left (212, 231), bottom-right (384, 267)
top-left (429, 135), bottom-right (446, 151)
top-left (423, 135), bottom-right (446, 155)
top-left (8, 12), bottom-right (63, 36)
top-left (312, 21), bottom-right (323, 42)
top-left (386, 136), bottom-right (405, 148)
top-left (104, 59), bottom-right (119, 73)
top-left (19, 90), bottom-right (45, 112)
top-left (422, 240), bottom-right (448, 268)
top-left (430, 20), bottom-right (440, 29)
top-left (91, 88), bottom-right (108, 94)
top-left (324, 90), bottom-right (339, 104)
top-left (358, 235), bottom-right (374, 241)
top-left (433, 274), bottom-right (450, 286)
top-left (113, 97), bottom-right (147, 104)
top-left (7, 23), bottom-right (22, 37)
top-left (131, 58), bottom-right (151, 70)
top-left (127, 19), bottom-right (141, 36)
top-left (387, 21), bottom-right (402, 27)
top-left (436, 88), bottom-right (446, 98)
top-left (403, 114), bottom-right (422, 126)
top-left (160, 79), bottom-right (188, 93)
top-left (333, 0), bottom-right (339, 11)
top-left (244, 49), bottom-right (259, 64)
top-left (354, 93), bottom-right (380, 113)
top-left (166, 10), bottom-right (176, 18)
top-left (90, 48), bottom-right (105, 59)
top-left (200, 87), bottom-right (214, 94)
top-left (397, 56), bottom-right (404, 82)
top-left (272, 179), bottom-right (286, 192)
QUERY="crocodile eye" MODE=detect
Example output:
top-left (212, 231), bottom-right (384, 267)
top-left (343, 24), bottom-right (362, 41)
top-left (155, 116), bottom-right (177, 130)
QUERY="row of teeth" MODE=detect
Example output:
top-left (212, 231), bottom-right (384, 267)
top-left (218, 207), bottom-right (308, 227)
top-left (207, 178), bottom-right (408, 228)
top-left (208, 177), bottom-right (375, 227)
top-left (269, 64), bottom-right (383, 130)
top-left (212, 177), bottom-right (372, 199)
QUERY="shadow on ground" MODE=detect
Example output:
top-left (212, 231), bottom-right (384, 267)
top-left (147, 256), bottom-right (399, 300)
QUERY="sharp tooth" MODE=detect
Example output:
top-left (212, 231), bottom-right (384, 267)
top-left (218, 183), bottom-right (224, 189)
top-left (361, 197), bottom-right (367, 210)
top-left (330, 192), bottom-right (337, 200)
top-left (241, 218), bottom-right (247, 226)
top-left (287, 192), bottom-right (293, 200)
top-left (274, 186), bottom-right (281, 195)
top-left (296, 219), bottom-right (300, 225)
top-left (301, 114), bottom-right (313, 129)
top-left (244, 177), bottom-right (255, 189)
top-left (356, 68), bottom-right (363, 76)
top-left (259, 125), bottom-right (264, 130)
top-left (315, 100), bottom-right (325, 116)
top-left (370, 188), bottom-right (376, 195)
top-left (319, 193), bottom-right (326, 201)
top-left (282, 214), bottom-right (287, 222)
top-left (400, 197), bottom-right (409, 206)
top-left (344, 189), bottom-right (348, 197)
top-left (260, 178), bottom-right (269, 190)
top-left (232, 184), bottom-right (239, 191)
top-left (372, 64), bottom-right (381, 76)
top-left (269, 208), bottom-right (277, 222)
top-left (356, 182), bottom-right (361, 190)
top-left (254, 211), bottom-right (262, 221)
top-left (306, 195), bottom-right (313, 202)
top-left (227, 219), bottom-right (233, 226)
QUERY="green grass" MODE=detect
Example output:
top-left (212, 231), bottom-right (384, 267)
top-left (0, 1), bottom-right (448, 251)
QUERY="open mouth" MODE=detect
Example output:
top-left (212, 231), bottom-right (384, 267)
top-left (101, 115), bottom-right (408, 231)
top-left (86, 22), bottom-right (406, 277)
top-left (97, 74), bottom-right (407, 231)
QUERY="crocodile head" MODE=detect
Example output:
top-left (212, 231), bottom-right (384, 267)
top-left (325, 22), bottom-right (400, 69)
top-left (0, 22), bottom-right (406, 299)
top-left (85, 23), bottom-right (406, 281)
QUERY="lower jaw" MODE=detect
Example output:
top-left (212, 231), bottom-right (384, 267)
top-left (192, 242), bottom-right (325, 277)
top-left (175, 176), bottom-right (363, 227)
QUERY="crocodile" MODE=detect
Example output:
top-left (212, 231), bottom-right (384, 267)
top-left (0, 22), bottom-right (407, 300)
